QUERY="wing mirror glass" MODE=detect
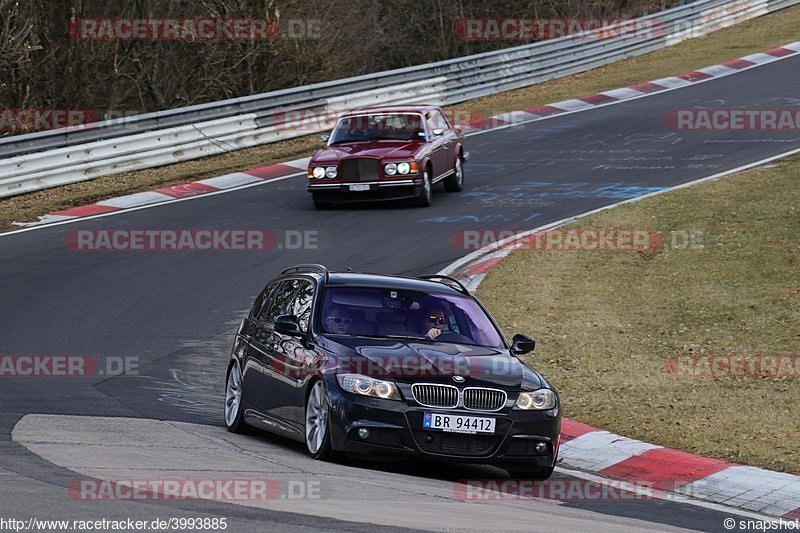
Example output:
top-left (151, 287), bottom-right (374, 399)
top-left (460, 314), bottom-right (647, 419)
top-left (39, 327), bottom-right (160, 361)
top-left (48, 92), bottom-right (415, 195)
top-left (275, 315), bottom-right (303, 336)
top-left (511, 334), bottom-right (536, 355)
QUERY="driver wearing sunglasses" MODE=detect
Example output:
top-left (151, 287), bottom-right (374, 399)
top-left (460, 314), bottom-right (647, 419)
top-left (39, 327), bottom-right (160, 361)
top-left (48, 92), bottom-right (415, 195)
top-left (325, 304), bottom-right (353, 334)
top-left (422, 307), bottom-right (448, 340)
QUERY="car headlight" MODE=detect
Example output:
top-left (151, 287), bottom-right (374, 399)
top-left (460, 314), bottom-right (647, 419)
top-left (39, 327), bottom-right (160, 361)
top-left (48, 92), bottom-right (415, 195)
top-left (337, 374), bottom-right (400, 400)
top-left (384, 163), bottom-right (397, 176)
top-left (325, 166), bottom-right (338, 178)
top-left (514, 389), bottom-right (557, 410)
top-left (397, 162), bottom-right (411, 174)
top-left (312, 167), bottom-right (326, 179)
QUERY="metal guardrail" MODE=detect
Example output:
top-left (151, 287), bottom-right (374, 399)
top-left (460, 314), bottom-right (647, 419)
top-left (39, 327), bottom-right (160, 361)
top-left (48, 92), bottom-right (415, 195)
top-left (0, 0), bottom-right (795, 198)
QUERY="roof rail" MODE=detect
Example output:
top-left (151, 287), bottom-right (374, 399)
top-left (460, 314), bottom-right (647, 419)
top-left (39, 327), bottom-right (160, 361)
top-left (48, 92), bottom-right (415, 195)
top-left (416, 275), bottom-right (469, 295)
top-left (282, 264), bottom-right (330, 282)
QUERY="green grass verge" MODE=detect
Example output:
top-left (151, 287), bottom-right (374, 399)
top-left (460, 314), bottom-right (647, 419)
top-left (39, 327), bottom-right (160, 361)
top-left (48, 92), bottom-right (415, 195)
top-left (477, 156), bottom-right (800, 474)
top-left (2, 5), bottom-right (800, 233)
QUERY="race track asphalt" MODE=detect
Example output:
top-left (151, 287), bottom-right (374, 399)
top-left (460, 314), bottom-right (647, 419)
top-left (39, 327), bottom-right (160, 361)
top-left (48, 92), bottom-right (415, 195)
top-left (1, 54), bottom-right (798, 532)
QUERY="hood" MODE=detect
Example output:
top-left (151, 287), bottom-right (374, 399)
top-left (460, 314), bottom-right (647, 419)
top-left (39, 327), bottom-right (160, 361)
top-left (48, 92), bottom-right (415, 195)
top-left (320, 336), bottom-right (544, 390)
top-left (312, 140), bottom-right (424, 162)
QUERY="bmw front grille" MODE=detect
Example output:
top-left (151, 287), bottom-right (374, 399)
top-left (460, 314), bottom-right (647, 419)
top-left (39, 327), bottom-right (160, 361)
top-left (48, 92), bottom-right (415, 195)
top-left (411, 384), bottom-right (507, 411)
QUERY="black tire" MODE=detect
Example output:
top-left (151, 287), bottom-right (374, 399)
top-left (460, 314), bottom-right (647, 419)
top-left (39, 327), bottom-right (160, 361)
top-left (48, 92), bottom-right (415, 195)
top-left (224, 361), bottom-right (250, 434)
top-left (444, 156), bottom-right (464, 192)
top-left (414, 167), bottom-right (433, 207)
top-left (305, 380), bottom-right (335, 460)
top-left (506, 466), bottom-right (554, 480)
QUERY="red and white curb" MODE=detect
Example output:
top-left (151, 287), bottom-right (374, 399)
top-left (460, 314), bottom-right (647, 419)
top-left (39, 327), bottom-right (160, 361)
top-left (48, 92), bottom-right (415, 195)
top-left (11, 40), bottom-right (800, 229)
top-left (555, 420), bottom-right (800, 519)
top-left (21, 158), bottom-right (310, 227)
top-left (438, 167), bottom-right (800, 521)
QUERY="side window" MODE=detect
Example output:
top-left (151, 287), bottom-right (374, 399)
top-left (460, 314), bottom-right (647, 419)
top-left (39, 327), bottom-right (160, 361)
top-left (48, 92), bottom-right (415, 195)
top-left (286, 280), bottom-right (315, 332)
top-left (251, 282), bottom-right (276, 319)
top-left (425, 112), bottom-right (437, 136)
top-left (430, 109), bottom-right (450, 131)
top-left (257, 280), bottom-right (293, 325)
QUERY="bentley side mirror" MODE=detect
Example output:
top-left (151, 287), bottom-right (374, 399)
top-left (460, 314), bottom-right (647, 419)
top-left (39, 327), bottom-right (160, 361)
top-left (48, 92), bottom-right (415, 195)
top-left (275, 315), bottom-right (303, 336)
top-left (511, 334), bottom-right (536, 355)
top-left (321, 133), bottom-right (330, 142)
top-left (432, 128), bottom-right (445, 137)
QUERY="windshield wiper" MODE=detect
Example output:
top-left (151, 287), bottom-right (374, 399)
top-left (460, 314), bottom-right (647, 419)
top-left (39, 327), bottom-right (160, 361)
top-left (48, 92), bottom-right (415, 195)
top-left (383, 334), bottom-right (428, 341)
top-left (328, 333), bottom-right (428, 341)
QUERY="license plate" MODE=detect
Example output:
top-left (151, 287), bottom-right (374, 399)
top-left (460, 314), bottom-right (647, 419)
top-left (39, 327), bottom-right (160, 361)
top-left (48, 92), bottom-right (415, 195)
top-left (423, 412), bottom-right (496, 434)
top-left (348, 184), bottom-right (370, 192)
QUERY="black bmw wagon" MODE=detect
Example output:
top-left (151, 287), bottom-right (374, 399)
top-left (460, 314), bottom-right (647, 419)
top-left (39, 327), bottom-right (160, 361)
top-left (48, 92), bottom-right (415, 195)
top-left (224, 264), bottom-right (561, 479)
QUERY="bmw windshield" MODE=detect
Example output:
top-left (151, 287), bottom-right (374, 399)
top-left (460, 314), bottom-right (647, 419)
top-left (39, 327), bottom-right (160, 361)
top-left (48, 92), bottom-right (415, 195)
top-left (319, 286), bottom-right (505, 348)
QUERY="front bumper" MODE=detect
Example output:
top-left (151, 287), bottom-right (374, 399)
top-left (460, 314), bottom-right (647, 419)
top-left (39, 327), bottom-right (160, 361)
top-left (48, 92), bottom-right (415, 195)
top-left (308, 179), bottom-right (421, 203)
top-left (325, 377), bottom-right (561, 469)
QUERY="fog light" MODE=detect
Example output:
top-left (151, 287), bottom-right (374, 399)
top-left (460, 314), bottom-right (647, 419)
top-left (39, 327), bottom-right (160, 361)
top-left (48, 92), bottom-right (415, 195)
top-left (534, 442), bottom-right (548, 454)
top-left (357, 428), bottom-right (370, 440)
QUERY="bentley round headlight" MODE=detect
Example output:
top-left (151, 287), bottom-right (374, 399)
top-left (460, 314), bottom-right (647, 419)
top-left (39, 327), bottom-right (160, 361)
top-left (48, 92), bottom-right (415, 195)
top-left (397, 162), bottom-right (411, 174)
top-left (312, 167), bottom-right (326, 179)
top-left (325, 166), bottom-right (338, 178)
top-left (384, 163), bottom-right (397, 176)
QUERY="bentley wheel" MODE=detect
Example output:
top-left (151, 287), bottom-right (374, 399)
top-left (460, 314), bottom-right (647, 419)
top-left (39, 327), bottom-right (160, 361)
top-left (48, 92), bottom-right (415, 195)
top-left (414, 168), bottom-right (433, 207)
top-left (444, 157), bottom-right (464, 192)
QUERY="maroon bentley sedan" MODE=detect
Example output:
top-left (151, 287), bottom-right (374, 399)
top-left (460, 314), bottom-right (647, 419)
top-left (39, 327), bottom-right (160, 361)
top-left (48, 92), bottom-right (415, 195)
top-left (307, 106), bottom-right (468, 208)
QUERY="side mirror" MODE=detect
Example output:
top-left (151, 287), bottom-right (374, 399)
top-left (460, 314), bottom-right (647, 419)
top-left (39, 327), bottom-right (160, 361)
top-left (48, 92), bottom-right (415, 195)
top-left (511, 334), bottom-right (536, 355)
top-left (321, 133), bottom-right (330, 142)
top-left (275, 315), bottom-right (303, 336)
top-left (432, 128), bottom-right (445, 137)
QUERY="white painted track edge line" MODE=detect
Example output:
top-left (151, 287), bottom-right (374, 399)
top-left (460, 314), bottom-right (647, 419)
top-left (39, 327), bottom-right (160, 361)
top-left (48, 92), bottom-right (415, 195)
top-left (439, 146), bottom-right (800, 277)
top-left (464, 48), bottom-right (800, 139)
top-left (0, 172), bottom-right (306, 237)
